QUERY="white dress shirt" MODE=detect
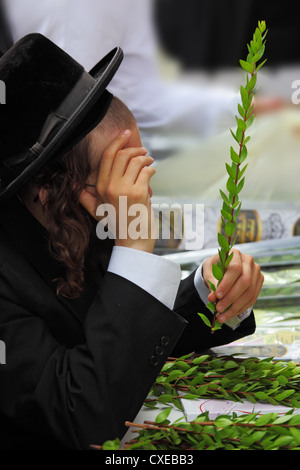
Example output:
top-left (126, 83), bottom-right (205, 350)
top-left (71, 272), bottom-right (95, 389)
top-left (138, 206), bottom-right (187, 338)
top-left (108, 246), bottom-right (251, 330)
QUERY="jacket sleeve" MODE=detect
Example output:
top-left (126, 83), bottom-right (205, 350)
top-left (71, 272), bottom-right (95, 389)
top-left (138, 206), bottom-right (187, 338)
top-left (172, 271), bottom-right (256, 357)
top-left (0, 272), bottom-right (187, 449)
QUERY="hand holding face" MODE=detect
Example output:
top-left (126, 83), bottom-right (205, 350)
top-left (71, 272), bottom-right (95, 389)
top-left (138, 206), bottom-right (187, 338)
top-left (79, 130), bottom-right (157, 253)
top-left (202, 249), bottom-right (264, 323)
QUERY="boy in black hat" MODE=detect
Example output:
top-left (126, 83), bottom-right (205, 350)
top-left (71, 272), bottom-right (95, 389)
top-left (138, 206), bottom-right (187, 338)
top-left (0, 34), bottom-right (262, 449)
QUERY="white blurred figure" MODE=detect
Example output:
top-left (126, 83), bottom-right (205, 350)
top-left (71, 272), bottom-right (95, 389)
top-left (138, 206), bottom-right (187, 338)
top-left (4, 0), bottom-right (243, 139)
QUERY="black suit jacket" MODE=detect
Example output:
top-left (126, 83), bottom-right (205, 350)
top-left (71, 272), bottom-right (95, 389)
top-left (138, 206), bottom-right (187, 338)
top-left (0, 197), bottom-right (255, 449)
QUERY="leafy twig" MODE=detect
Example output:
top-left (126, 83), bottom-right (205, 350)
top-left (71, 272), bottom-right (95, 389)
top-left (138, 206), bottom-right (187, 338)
top-left (198, 20), bottom-right (268, 333)
top-left (149, 354), bottom-right (300, 408)
top-left (100, 411), bottom-right (300, 450)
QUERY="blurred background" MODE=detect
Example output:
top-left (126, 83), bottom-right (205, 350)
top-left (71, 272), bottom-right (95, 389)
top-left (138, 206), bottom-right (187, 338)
top-left (155, 0), bottom-right (299, 69)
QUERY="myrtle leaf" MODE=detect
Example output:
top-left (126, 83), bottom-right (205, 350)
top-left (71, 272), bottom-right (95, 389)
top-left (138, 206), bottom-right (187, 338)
top-left (198, 313), bottom-right (212, 328)
top-left (218, 233), bottom-right (230, 251)
top-left (206, 302), bottom-right (216, 312)
top-left (207, 280), bottom-right (216, 292)
top-left (212, 264), bottom-right (224, 281)
top-left (155, 407), bottom-right (172, 424)
top-left (239, 59), bottom-right (253, 74)
top-left (211, 320), bottom-right (223, 332)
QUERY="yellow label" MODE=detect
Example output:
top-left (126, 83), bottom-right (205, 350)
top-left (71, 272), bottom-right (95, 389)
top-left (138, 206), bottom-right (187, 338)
top-left (219, 210), bottom-right (262, 244)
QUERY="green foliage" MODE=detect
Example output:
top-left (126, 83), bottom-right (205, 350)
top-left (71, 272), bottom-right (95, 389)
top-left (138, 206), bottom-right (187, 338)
top-left (101, 438), bottom-right (121, 450)
top-left (102, 412), bottom-right (300, 451)
top-left (155, 406), bottom-right (172, 424)
top-left (98, 353), bottom-right (300, 450)
top-left (150, 354), bottom-right (300, 409)
top-left (199, 21), bottom-right (268, 332)
top-left (103, 409), bottom-right (300, 451)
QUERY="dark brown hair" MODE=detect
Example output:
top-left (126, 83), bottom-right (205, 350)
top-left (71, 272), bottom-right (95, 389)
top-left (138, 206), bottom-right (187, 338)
top-left (32, 97), bottom-right (136, 299)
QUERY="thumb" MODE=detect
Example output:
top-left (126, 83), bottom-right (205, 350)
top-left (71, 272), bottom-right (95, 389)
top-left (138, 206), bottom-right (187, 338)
top-left (208, 291), bottom-right (217, 303)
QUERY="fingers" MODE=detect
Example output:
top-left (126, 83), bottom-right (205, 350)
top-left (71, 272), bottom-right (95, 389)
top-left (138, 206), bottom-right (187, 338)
top-left (124, 155), bottom-right (154, 185)
top-left (218, 267), bottom-right (264, 323)
top-left (98, 130), bottom-right (133, 180)
top-left (216, 253), bottom-right (254, 312)
top-left (204, 250), bottom-right (264, 323)
top-left (215, 250), bottom-right (243, 300)
top-left (80, 128), bottom-right (157, 252)
top-left (237, 270), bottom-right (264, 316)
top-left (97, 130), bottom-right (153, 189)
top-left (112, 148), bottom-right (149, 178)
top-left (134, 161), bottom-right (156, 186)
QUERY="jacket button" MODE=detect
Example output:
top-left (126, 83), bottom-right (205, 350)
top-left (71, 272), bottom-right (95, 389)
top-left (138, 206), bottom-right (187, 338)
top-left (149, 355), bottom-right (159, 367)
top-left (160, 336), bottom-right (170, 347)
top-left (155, 345), bottom-right (164, 357)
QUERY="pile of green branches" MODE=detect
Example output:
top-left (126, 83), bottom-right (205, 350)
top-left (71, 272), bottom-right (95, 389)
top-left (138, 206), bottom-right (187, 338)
top-left (107, 410), bottom-right (300, 450)
top-left (96, 354), bottom-right (300, 451)
top-left (147, 354), bottom-right (300, 409)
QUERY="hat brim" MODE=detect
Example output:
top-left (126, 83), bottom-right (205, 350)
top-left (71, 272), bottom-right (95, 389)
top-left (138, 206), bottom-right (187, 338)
top-left (0, 47), bottom-right (123, 202)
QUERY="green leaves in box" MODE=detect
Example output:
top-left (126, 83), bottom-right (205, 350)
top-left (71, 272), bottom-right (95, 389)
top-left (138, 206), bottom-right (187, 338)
top-left (155, 406), bottom-right (172, 424)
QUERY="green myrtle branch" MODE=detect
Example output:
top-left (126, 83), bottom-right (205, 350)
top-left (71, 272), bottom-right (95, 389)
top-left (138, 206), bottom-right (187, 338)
top-left (149, 354), bottom-right (300, 409)
top-left (96, 354), bottom-right (300, 450)
top-left (99, 411), bottom-right (300, 450)
top-left (198, 20), bottom-right (268, 333)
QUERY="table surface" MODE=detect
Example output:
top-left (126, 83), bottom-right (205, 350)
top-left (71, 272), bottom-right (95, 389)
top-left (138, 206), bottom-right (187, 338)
top-left (121, 403), bottom-right (185, 447)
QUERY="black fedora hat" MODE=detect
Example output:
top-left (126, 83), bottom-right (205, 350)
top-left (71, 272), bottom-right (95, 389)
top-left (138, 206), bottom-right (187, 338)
top-left (0, 33), bottom-right (123, 202)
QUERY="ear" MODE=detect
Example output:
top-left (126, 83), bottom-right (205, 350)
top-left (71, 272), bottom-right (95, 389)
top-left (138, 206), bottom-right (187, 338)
top-left (38, 187), bottom-right (49, 207)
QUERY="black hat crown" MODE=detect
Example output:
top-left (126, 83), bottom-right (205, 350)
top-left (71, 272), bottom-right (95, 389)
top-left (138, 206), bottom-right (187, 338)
top-left (0, 33), bottom-right (123, 202)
